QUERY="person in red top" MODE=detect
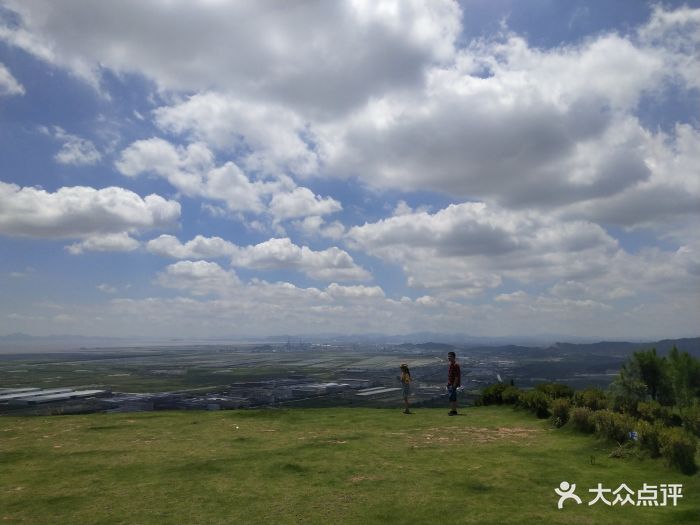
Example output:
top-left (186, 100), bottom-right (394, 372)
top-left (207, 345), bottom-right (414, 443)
top-left (399, 363), bottom-right (412, 414)
top-left (447, 351), bottom-right (461, 416)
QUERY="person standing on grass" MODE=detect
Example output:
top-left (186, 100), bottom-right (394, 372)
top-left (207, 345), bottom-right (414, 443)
top-left (447, 351), bottom-right (461, 416)
top-left (400, 363), bottom-right (412, 414)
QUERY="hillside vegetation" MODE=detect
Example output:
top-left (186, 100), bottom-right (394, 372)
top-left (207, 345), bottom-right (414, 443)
top-left (481, 346), bottom-right (700, 476)
top-left (1, 406), bottom-right (698, 524)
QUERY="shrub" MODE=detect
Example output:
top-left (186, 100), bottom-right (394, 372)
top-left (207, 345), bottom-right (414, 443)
top-left (519, 390), bottom-right (550, 418)
top-left (501, 386), bottom-right (522, 405)
top-left (681, 404), bottom-right (700, 437)
top-left (573, 388), bottom-right (608, 411)
top-left (659, 427), bottom-right (698, 474)
top-left (481, 383), bottom-right (508, 405)
top-left (637, 400), bottom-right (672, 424)
top-left (636, 419), bottom-right (663, 458)
top-left (618, 347), bottom-right (673, 405)
top-left (536, 383), bottom-right (574, 399)
top-left (593, 410), bottom-right (636, 443)
top-left (550, 398), bottom-right (571, 428)
top-left (570, 407), bottom-right (596, 433)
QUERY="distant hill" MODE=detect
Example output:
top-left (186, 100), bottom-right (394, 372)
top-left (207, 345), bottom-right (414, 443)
top-left (550, 338), bottom-right (700, 358)
top-left (654, 337), bottom-right (700, 355)
top-left (394, 342), bottom-right (459, 352)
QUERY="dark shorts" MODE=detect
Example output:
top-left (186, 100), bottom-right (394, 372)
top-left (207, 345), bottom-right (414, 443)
top-left (448, 386), bottom-right (458, 402)
top-left (402, 383), bottom-right (411, 398)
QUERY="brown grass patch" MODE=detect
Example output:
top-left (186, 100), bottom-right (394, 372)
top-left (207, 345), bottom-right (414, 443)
top-left (407, 426), bottom-right (541, 447)
top-left (348, 474), bottom-right (380, 483)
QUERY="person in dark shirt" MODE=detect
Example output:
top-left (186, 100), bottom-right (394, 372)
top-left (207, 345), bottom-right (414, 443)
top-left (399, 363), bottom-right (412, 414)
top-left (447, 351), bottom-right (461, 416)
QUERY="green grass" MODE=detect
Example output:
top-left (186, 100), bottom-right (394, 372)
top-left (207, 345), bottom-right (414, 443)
top-left (1, 406), bottom-right (699, 524)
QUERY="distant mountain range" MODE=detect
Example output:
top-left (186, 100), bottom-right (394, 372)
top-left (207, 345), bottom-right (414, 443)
top-left (1, 331), bottom-right (697, 356)
top-left (261, 331), bottom-right (608, 346)
top-left (548, 338), bottom-right (700, 357)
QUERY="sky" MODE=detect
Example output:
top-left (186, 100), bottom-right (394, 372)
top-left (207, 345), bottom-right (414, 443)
top-left (0, 0), bottom-right (698, 340)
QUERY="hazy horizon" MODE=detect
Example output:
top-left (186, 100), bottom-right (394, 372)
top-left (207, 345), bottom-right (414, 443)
top-left (1, 330), bottom-right (696, 346)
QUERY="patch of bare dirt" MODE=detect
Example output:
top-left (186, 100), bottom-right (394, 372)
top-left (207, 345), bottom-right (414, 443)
top-left (406, 426), bottom-right (541, 447)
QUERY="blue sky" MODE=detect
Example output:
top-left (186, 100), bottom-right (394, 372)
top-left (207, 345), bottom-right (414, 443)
top-left (0, 1), bottom-right (698, 339)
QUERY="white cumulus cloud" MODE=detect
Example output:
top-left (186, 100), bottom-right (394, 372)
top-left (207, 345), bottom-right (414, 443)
top-left (147, 234), bottom-right (238, 260)
top-left (0, 0), bottom-right (461, 114)
top-left (117, 138), bottom-right (342, 222)
top-left (347, 201), bottom-right (618, 295)
top-left (52, 127), bottom-right (102, 166)
top-left (235, 238), bottom-right (370, 282)
top-left (268, 187), bottom-right (342, 222)
top-left (147, 234), bottom-right (369, 282)
top-left (0, 181), bottom-right (180, 239)
top-left (67, 233), bottom-right (140, 255)
top-left (154, 93), bottom-right (319, 177)
top-left (156, 260), bottom-right (240, 296)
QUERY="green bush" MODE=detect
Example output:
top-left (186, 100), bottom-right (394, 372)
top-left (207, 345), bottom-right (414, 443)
top-left (573, 388), bottom-right (608, 411)
top-left (550, 398), bottom-right (571, 428)
top-left (637, 400), bottom-right (671, 424)
top-left (501, 386), bottom-right (522, 405)
top-left (481, 383), bottom-right (508, 405)
top-left (681, 404), bottom-right (700, 437)
top-left (570, 407), bottom-right (596, 433)
top-left (519, 390), bottom-right (550, 418)
top-left (636, 419), bottom-right (663, 458)
top-left (536, 383), bottom-right (574, 399)
top-left (593, 410), bottom-right (636, 443)
top-left (659, 427), bottom-right (697, 474)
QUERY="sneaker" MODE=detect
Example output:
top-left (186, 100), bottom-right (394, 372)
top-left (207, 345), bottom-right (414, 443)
top-left (403, 409), bottom-right (411, 414)
top-left (448, 410), bottom-right (458, 416)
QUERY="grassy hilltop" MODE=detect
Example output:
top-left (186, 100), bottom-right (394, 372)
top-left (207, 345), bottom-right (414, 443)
top-left (1, 406), bottom-right (699, 524)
